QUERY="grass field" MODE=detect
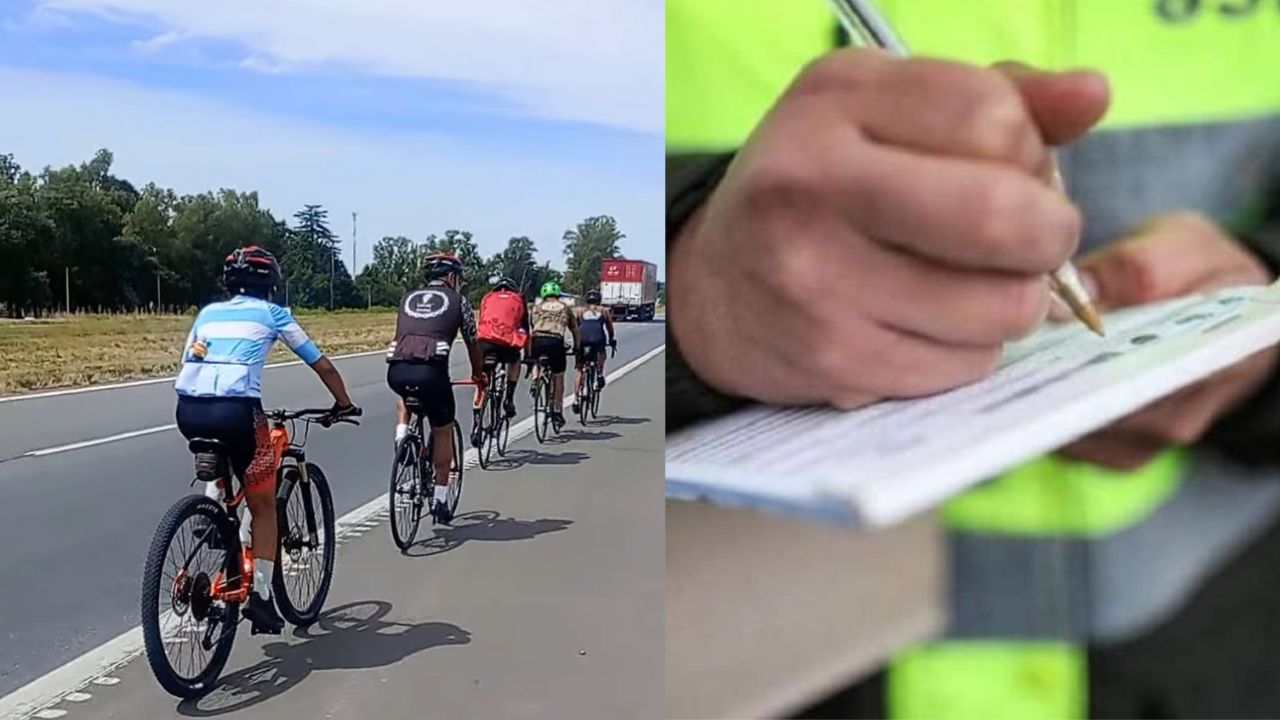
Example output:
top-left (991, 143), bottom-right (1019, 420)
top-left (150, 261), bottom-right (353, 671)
top-left (0, 310), bottom-right (396, 395)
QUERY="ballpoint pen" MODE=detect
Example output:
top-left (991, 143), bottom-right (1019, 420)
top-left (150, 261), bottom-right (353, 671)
top-left (827, 0), bottom-right (1105, 336)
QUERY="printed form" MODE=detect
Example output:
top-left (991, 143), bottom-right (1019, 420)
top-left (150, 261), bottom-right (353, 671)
top-left (667, 282), bottom-right (1280, 528)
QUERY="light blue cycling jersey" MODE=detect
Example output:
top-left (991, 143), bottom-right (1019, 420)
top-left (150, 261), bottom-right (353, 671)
top-left (175, 295), bottom-right (323, 398)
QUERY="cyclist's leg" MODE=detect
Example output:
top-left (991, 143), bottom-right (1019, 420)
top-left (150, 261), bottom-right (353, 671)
top-left (549, 342), bottom-right (568, 417)
top-left (235, 404), bottom-right (285, 630)
top-left (596, 343), bottom-right (607, 385)
top-left (387, 363), bottom-right (415, 442)
top-left (503, 346), bottom-right (521, 416)
top-left (419, 362), bottom-right (456, 502)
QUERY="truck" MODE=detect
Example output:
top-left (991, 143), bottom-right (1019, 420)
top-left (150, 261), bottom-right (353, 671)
top-left (599, 259), bottom-right (658, 322)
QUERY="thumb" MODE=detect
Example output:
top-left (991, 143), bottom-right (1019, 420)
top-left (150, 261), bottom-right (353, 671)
top-left (995, 62), bottom-right (1111, 145)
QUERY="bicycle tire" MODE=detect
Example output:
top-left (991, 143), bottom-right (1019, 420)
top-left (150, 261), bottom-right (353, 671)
top-left (533, 376), bottom-right (549, 443)
top-left (591, 370), bottom-right (602, 419)
top-left (578, 364), bottom-right (593, 426)
top-left (389, 435), bottom-right (423, 550)
top-left (498, 406), bottom-right (512, 455)
top-left (476, 388), bottom-right (492, 470)
top-left (272, 462), bottom-right (336, 626)
top-left (483, 382), bottom-right (502, 465)
top-left (445, 421), bottom-right (464, 515)
top-left (547, 378), bottom-right (561, 436)
top-left (141, 494), bottom-right (241, 699)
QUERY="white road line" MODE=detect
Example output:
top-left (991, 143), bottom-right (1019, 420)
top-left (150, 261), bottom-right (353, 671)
top-left (23, 426), bottom-right (176, 457)
top-left (0, 349), bottom-right (390, 405)
top-left (0, 344), bottom-right (664, 720)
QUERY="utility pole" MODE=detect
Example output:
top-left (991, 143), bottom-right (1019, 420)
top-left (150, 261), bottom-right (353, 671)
top-left (329, 238), bottom-right (335, 311)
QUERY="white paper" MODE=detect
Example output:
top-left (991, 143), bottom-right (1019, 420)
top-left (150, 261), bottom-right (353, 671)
top-left (667, 283), bottom-right (1280, 528)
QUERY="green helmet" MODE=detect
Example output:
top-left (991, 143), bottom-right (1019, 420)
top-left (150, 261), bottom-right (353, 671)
top-left (539, 281), bottom-right (562, 298)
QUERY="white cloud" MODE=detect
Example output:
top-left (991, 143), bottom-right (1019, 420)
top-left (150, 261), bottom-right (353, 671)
top-left (0, 67), bottom-right (665, 275)
top-left (35, 0), bottom-right (664, 134)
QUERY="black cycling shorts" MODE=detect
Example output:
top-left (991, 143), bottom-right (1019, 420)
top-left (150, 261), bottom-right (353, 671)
top-left (175, 395), bottom-right (275, 488)
top-left (530, 334), bottom-right (567, 374)
top-left (578, 341), bottom-right (606, 368)
top-left (387, 360), bottom-right (455, 428)
top-left (479, 340), bottom-right (522, 367)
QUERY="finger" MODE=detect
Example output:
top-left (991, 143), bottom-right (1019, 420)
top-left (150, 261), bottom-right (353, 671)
top-left (853, 238), bottom-right (1052, 345)
top-left (1058, 430), bottom-right (1164, 471)
top-left (994, 62), bottom-right (1111, 145)
top-left (830, 322), bottom-right (1004, 399)
top-left (1079, 213), bottom-right (1267, 309)
top-left (846, 57), bottom-right (1046, 172)
top-left (835, 139), bottom-right (1081, 273)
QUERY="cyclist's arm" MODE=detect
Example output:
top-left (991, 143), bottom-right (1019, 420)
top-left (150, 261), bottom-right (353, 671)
top-left (270, 304), bottom-right (353, 407)
top-left (603, 308), bottom-right (616, 344)
top-left (459, 296), bottom-right (485, 378)
top-left (567, 306), bottom-right (581, 348)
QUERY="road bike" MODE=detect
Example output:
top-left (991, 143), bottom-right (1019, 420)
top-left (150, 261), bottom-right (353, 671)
top-left (575, 343), bottom-right (616, 425)
top-left (528, 344), bottom-right (571, 443)
top-left (141, 407), bottom-right (356, 699)
top-left (388, 382), bottom-right (471, 550)
top-left (473, 361), bottom-right (512, 469)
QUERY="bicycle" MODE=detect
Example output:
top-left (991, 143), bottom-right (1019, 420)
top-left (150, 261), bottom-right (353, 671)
top-left (388, 381), bottom-right (471, 550)
top-left (474, 361), bottom-right (512, 469)
top-left (528, 343), bottom-right (571, 443)
top-left (576, 343), bottom-right (616, 425)
top-left (141, 407), bottom-right (357, 699)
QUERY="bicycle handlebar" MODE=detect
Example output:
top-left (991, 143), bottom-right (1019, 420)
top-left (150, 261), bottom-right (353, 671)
top-left (268, 407), bottom-right (362, 426)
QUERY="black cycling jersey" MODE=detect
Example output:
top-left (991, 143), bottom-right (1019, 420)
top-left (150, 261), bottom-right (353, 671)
top-left (387, 280), bottom-right (477, 363)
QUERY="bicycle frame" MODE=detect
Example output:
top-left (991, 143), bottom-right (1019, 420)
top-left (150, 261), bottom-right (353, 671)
top-left (202, 416), bottom-right (315, 605)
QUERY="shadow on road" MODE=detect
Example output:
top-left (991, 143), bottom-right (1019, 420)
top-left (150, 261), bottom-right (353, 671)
top-left (486, 447), bottom-right (589, 470)
top-left (593, 415), bottom-right (650, 426)
top-left (405, 510), bottom-right (573, 558)
top-left (177, 600), bottom-right (469, 716)
top-left (557, 428), bottom-right (622, 442)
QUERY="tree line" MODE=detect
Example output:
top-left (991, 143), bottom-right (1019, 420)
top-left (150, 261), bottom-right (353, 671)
top-left (0, 149), bottom-right (634, 315)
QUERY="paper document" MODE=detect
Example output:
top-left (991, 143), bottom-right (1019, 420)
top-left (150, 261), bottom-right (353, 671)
top-left (666, 283), bottom-right (1280, 528)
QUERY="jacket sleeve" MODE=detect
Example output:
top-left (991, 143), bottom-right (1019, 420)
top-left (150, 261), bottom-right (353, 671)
top-left (666, 152), bottom-right (753, 434)
top-left (1203, 222), bottom-right (1280, 466)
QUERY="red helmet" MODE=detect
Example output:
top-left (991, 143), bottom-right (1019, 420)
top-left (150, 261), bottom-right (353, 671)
top-left (423, 252), bottom-right (463, 282)
top-left (223, 246), bottom-right (281, 297)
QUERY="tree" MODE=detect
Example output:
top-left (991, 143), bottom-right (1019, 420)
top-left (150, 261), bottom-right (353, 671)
top-left (493, 235), bottom-right (543, 298)
top-left (563, 215), bottom-right (624, 295)
top-left (285, 204), bottom-right (362, 308)
top-left (423, 229), bottom-right (492, 305)
top-left (355, 235), bottom-right (422, 306)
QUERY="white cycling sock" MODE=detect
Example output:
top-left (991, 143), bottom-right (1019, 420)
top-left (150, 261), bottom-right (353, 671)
top-left (253, 559), bottom-right (274, 600)
top-left (394, 423), bottom-right (409, 441)
top-left (434, 482), bottom-right (449, 503)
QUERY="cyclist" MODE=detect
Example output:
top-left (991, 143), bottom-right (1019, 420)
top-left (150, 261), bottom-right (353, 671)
top-left (571, 289), bottom-right (617, 415)
top-left (475, 276), bottom-right (529, 428)
top-left (527, 281), bottom-right (580, 430)
top-left (386, 252), bottom-right (485, 524)
top-left (174, 246), bottom-right (360, 635)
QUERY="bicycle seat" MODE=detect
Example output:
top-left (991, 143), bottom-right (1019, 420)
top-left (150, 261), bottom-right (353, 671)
top-left (403, 394), bottom-right (425, 410)
top-left (187, 438), bottom-right (227, 455)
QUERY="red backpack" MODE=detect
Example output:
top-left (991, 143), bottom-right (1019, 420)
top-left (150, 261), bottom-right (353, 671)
top-left (478, 290), bottom-right (526, 346)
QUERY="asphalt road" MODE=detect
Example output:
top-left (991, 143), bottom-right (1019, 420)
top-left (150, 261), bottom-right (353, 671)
top-left (0, 321), bottom-right (663, 716)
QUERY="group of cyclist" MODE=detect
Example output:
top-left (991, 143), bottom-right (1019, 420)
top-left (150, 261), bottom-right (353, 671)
top-left (173, 245), bottom-right (616, 635)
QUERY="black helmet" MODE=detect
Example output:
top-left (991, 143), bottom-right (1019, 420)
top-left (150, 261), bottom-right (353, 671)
top-left (585, 289), bottom-right (602, 304)
top-left (223, 246), bottom-right (281, 298)
top-left (493, 276), bottom-right (518, 292)
top-left (423, 252), bottom-right (463, 282)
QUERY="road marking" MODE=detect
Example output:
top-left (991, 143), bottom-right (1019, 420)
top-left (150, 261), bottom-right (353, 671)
top-left (0, 343), bottom-right (664, 720)
top-left (0, 349), bottom-right (391, 405)
top-left (23, 426), bottom-right (176, 457)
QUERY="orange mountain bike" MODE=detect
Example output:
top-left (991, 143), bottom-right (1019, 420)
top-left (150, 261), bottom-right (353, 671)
top-left (140, 407), bottom-right (357, 698)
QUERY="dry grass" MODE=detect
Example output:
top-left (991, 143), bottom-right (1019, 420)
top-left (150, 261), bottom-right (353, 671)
top-left (0, 310), bottom-right (396, 395)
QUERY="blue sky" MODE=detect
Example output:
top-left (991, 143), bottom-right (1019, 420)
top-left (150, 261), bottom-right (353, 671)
top-left (0, 0), bottom-right (664, 277)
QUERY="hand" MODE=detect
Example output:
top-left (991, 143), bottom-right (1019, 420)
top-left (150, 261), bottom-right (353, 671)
top-left (471, 371), bottom-right (488, 388)
top-left (321, 402), bottom-right (361, 427)
top-left (1058, 212), bottom-right (1277, 470)
top-left (669, 50), bottom-right (1110, 409)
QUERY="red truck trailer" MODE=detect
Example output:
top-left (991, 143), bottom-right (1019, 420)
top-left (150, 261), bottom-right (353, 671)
top-left (600, 259), bottom-right (658, 322)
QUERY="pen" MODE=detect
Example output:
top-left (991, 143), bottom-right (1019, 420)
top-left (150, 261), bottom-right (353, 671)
top-left (826, 0), bottom-right (1105, 336)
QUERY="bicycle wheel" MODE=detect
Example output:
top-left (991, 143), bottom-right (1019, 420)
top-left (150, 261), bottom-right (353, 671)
top-left (389, 434), bottom-right (424, 550)
top-left (578, 364), bottom-right (593, 426)
top-left (272, 462), bottom-right (336, 626)
top-left (547, 378), bottom-right (562, 436)
top-left (591, 368), bottom-right (602, 419)
top-left (483, 379), bottom-right (503, 465)
top-left (444, 422), bottom-right (465, 515)
top-left (497, 400), bottom-right (512, 455)
top-left (533, 376), bottom-right (550, 443)
top-left (476, 389), bottom-right (493, 470)
top-left (141, 494), bottom-right (241, 699)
